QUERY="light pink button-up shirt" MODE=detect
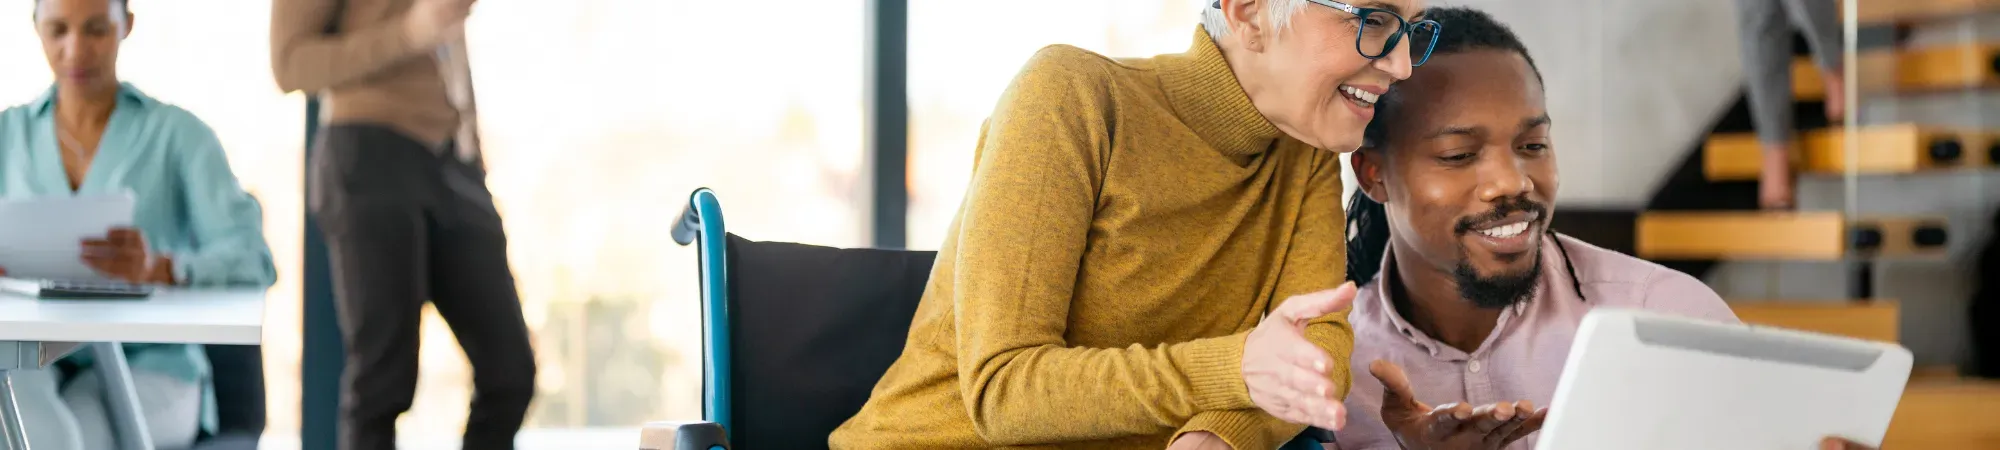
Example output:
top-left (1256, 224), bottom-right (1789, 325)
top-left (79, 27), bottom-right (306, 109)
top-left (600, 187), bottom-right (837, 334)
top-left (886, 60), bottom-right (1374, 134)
top-left (1335, 233), bottom-right (1739, 450)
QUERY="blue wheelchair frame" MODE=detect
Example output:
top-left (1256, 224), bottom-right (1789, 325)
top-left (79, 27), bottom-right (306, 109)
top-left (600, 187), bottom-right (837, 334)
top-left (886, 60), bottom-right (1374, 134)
top-left (671, 187), bottom-right (733, 433)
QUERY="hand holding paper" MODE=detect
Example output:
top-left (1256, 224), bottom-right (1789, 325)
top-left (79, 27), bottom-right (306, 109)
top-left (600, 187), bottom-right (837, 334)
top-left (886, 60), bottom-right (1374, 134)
top-left (81, 226), bottom-right (174, 284)
top-left (0, 193), bottom-right (137, 282)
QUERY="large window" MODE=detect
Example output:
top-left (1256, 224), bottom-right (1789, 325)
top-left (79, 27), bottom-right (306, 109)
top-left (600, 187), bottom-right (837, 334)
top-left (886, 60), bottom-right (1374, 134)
top-left (460, 0), bottom-right (868, 435)
top-left (905, 0), bottom-right (1207, 248)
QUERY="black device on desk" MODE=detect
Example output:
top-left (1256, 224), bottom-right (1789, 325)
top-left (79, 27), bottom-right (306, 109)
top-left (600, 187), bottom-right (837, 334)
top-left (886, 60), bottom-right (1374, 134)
top-left (0, 277), bottom-right (153, 299)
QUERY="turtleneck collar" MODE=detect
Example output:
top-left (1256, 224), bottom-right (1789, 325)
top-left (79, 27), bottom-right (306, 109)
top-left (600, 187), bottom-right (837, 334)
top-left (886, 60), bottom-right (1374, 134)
top-left (1158, 25), bottom-right (1287, 157)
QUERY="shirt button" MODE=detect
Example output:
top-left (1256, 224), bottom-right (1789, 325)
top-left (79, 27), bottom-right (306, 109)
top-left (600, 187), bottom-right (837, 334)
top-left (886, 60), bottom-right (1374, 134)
top-left (1468, 360), bottom-right (1483, 373)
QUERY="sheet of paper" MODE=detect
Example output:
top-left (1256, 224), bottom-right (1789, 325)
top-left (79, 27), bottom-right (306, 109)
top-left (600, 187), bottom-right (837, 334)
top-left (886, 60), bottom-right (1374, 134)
top-left (0, 193), bottom-right (135, 282)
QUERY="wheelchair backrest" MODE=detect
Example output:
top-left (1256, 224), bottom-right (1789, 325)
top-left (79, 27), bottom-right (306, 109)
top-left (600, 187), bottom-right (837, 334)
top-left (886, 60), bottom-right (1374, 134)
top-left (722, 234), bottom-right (936, 449)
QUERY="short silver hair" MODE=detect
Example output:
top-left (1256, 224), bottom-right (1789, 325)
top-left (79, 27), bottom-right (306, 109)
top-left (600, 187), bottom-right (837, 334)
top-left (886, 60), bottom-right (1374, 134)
top-left (1203, 0), bottom-right (1310, 39)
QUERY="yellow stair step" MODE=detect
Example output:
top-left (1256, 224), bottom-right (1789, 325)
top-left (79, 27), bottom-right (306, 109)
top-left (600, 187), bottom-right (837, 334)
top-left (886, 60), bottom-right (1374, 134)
top-left (1884, 379), bottom-right (2000, 449)
top-left (1793, 44), bottom-right (2000, 100)
top-left (1910, 365), bottom-right (1965, 382)
top-left (1790, 53), bottom-right (1896, 100)
top-left (1704, 125), bottom-right (1997, 181)
top-left (1854, 0), bottom-right (2000, 25)
top-left (1730, 300), bottom-right (1899, 343)
top-left (1637, 212), bottom-right (1950, 260)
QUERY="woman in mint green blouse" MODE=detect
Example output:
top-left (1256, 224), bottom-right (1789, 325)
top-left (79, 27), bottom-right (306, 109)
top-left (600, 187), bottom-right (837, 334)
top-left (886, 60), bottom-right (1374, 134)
top-left (0, 0), bottom-right (275, 448)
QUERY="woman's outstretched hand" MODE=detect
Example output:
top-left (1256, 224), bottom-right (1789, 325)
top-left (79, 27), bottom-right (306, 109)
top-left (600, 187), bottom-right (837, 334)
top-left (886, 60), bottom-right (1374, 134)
top-left (1244, 282), bottom-right (1358, 431)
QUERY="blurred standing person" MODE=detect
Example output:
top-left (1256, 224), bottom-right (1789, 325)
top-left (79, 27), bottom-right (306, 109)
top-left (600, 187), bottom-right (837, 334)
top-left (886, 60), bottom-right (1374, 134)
top-left (269, 0), bottom-right (537, 449)
top-left (1735, 0), bottom-right (1846, 210)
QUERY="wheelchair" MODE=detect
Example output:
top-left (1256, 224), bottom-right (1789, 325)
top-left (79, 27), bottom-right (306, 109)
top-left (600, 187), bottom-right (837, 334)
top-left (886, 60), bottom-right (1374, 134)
top-left (643, 188), bottom-right (1332, 450)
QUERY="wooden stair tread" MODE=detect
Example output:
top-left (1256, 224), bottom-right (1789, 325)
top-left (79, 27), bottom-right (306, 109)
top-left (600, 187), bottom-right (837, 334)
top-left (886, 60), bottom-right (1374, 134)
top-left (1911, 365), bottom-right (1965, 382)
top-left (1793, 44), bottom-right (2000, 100)
top-left (1637, 212), bottom-right (1950, 260)
top-left (1729, 300), bottom-right (1898, 342)
top-left (1854, 0), bottom-right (2000, 25)
top-left (1885, 378), bottom-right (2000, 448)
top-left (1704, 124), bottom-right (1998, 181)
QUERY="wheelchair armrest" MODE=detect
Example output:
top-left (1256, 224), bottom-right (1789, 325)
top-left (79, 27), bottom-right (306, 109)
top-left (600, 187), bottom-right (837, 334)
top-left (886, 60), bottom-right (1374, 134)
top-left (641, 421), bottom-right (730, 450)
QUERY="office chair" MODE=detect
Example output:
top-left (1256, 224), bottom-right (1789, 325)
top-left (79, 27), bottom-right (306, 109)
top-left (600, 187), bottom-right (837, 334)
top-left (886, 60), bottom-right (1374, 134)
top-left (645, 188), bottom-right (1333, 450)
top-left (191, 200), bottom-right (267, 450)
top-left (197, 344), bottom-right (264, 450)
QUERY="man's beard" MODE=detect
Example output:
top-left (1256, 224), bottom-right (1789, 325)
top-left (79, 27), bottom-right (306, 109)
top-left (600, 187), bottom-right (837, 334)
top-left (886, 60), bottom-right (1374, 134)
top-left (1450, 195), bottom-right (1549, 309)
top-left (1453, 253), bottom-right (1542, 309)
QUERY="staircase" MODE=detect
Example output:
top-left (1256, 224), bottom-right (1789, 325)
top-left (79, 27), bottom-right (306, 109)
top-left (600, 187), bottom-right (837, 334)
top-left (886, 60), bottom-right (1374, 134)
top-left (1636, 1), bottom-right (2000, 447)
top-left (1704, 125), bottom-right (1999, 180)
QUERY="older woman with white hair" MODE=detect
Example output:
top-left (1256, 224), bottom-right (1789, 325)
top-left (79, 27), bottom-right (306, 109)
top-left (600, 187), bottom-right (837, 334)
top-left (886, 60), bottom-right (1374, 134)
top-left (829, 1), bottom-right (1436, 449)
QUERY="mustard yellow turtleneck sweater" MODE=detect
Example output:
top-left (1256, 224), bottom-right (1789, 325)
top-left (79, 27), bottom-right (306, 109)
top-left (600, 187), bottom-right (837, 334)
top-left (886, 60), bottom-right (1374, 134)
top-left (830, 26), bottom-right (1351, 450)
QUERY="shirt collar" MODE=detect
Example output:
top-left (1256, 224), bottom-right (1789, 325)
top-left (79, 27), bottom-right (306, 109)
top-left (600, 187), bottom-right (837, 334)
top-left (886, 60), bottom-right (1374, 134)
top-left (1157, 25), bottom-right (1286, 158)
top-left (1363, 235), bottom-right (1565, 359)
top-left (32, 82), bottom-right (154, 117)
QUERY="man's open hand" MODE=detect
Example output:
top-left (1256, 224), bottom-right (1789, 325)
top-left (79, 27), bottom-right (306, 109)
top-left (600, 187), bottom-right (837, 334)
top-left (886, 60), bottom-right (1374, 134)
top-left (1245, 282), bottom-right (1357, 431)
top-left (1373, 360), bottom-right (1546, 450)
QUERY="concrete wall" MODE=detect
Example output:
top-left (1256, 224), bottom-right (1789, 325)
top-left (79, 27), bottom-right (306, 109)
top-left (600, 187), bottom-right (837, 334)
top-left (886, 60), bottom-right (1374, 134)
top-left (1342, 0), bottom-right (1746, 207)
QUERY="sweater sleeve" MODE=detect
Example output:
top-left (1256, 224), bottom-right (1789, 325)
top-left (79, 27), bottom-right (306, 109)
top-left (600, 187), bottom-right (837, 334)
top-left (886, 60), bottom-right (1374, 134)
top-left (1175, 150), bottom-right (1354, 449)
top-left (951, 46), bottom-right (1259, 446)
top-left (269, 0), bottom-right (426, 93)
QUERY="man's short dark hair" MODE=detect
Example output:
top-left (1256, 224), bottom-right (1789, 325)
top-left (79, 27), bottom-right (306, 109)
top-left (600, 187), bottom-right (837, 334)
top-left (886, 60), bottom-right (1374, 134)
top-left (1420, 7), bottom-right (1542, 83)
top-left (1347, 6), bottom-right (1546, 287)
top-left (1361, 7), bottom-right (1541, 149)
top-left (32, 0), bottom-right (130, 15)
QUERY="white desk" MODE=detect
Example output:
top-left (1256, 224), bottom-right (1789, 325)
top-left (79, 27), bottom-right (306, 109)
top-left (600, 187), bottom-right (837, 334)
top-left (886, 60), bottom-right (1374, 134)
top-left (0, 288), bottom-right (265, 450)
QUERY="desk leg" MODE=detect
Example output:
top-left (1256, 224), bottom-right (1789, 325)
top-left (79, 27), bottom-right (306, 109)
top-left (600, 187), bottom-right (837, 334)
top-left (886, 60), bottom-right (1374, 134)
top-left (91, 343), bottom-right (154, 450)
top-left (0, 370), bottom-right (30, 450)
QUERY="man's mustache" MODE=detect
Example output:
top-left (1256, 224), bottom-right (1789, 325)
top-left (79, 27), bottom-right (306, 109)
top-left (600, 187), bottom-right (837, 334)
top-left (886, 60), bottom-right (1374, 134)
top-left (1454, 197), bottom-right (1548, 235)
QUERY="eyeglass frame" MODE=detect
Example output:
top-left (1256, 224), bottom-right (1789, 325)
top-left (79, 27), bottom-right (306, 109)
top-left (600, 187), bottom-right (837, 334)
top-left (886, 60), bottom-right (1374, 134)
top-left (1209, 0), bottom-right (1442, 67)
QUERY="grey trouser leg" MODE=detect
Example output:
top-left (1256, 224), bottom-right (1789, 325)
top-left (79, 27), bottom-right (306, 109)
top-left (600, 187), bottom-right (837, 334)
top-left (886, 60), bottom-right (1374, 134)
top-left (1737, 0), bottom-right (1847, 144)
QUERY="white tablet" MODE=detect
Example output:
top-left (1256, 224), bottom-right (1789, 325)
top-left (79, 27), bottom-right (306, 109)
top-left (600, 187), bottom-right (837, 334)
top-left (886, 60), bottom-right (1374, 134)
top-left (1536, 308), bottom-right (1911, 450)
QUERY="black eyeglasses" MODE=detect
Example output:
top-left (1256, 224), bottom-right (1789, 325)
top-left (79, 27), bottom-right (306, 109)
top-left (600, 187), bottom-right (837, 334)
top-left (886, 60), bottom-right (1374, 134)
top-left (1212, 0), bottom-right (1441, 67)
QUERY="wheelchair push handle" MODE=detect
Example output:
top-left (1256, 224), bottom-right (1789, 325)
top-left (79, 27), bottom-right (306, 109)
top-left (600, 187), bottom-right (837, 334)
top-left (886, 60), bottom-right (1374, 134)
top-left (673, 189), bottom-right (710, 246)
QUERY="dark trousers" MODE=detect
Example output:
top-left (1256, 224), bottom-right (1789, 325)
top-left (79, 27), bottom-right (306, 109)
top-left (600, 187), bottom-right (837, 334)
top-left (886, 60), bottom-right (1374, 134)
top-left (310, 124), bottom-right (538, 450)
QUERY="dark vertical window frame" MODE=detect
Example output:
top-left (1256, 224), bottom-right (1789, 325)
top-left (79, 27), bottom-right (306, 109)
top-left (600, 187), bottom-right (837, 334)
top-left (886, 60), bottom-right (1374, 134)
top-left (301, 97), bottom-right (342, 450)
top-left (867, 0), bottom-right (909, 249)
